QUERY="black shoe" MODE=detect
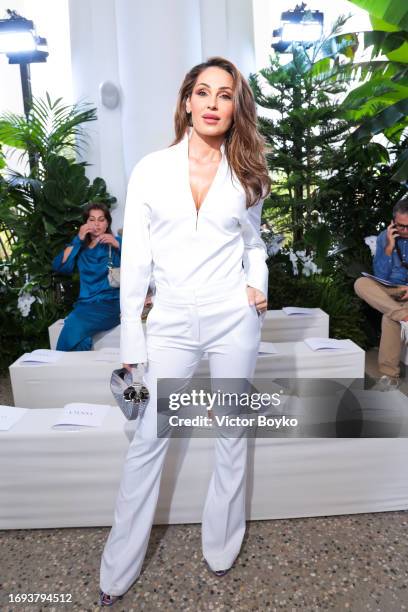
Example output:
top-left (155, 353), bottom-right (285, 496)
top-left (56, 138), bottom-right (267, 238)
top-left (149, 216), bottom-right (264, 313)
top-left (206, 562), bottom-right (232, 577)
top-left (99, 590), bottom-right (123, 607)
top-left (213, 568), bottom-right (230, 577)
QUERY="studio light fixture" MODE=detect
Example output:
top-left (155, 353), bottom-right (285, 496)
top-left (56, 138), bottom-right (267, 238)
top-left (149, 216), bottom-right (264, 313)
top-left (0, 9), bottom-right (49, 170)
top-left (272, 2), bottom-right (324, 53)
top-left (0, 9), bottom-right (48, 63)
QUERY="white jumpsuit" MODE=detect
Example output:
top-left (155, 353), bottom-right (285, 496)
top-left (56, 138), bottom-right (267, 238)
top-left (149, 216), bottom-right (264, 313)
top-left (100, 128), bottom-right (269, 595)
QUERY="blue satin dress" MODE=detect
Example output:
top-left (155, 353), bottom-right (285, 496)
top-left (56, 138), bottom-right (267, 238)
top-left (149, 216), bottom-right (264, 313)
top-left (52, 234), bottom-right (122, 351)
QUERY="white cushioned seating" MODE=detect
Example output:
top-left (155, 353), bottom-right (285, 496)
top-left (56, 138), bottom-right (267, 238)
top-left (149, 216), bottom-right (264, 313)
top-left (48, 308), bottom-right (329, 350)
top-left (9, 351), bottom-right (121, 409)
top-left (196, 340), bottom-right (364, 380)
top-left (48, 319), bottom-right (121, 350)
top-left (0, 406), bottom-right (407, 529)
top-left (9, 341), bottom-right (365, 409)
top-left (262, 309), bottom-right (329, 342)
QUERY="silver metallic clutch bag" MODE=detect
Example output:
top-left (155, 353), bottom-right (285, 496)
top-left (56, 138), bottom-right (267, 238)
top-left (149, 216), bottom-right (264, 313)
top-left (110, 365), bottom-right (150, 420)
top-left (107, 245), bottom-right (120, 288)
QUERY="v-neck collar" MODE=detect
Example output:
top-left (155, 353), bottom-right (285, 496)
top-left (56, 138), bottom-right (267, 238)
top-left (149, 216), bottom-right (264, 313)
top-left (181, 127), bottom-right (227, 215)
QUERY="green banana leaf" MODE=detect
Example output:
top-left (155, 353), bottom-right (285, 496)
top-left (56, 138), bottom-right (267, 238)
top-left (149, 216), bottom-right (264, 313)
top-left (364, 30), bottom-right (408, 56)
top-left (347, 0), bottom-right (408, 31)
top-left (392, 149), bottom-right (408, 182)
top-left (370, 17), bottom-right (408, 62)
top-left (352, 98), bottom-right (408, 138)
top-left (343, 77), bottom-right (408, 119)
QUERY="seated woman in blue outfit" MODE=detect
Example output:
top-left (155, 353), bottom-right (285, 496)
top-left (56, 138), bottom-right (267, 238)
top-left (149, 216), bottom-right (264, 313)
top-left (52, 202), bottom-right (121, 351)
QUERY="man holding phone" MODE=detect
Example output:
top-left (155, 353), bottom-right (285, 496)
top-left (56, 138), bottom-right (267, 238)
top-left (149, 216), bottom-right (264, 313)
top-left (354, 197), bottom-right (408, 390)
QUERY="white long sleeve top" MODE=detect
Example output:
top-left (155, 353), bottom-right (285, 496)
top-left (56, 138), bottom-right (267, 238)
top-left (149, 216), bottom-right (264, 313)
top-left (120, 128), bottom-right (269, 364)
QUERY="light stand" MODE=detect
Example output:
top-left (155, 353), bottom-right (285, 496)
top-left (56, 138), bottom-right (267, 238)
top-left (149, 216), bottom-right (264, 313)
top-left (0, 9), bottom-right (48, 171)
top-left (271, 3), bottom-right (324, 243)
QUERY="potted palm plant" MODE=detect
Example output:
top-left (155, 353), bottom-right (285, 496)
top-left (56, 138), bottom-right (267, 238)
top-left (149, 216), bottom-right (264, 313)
top-left (0, 94), bottom-right (116, 370)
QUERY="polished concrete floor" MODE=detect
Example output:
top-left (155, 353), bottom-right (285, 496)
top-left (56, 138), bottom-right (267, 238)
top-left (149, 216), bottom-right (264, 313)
top-left (1, 350), bottom-right (407, 612)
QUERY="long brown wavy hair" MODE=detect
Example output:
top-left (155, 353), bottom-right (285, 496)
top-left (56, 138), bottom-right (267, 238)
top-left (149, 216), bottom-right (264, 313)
top-left (171, 56), bottom-right (271, 208)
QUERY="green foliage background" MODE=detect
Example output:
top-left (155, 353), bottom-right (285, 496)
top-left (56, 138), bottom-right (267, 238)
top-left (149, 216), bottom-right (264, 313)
top-left (253, 6), bottom-right (408, 349)
top-left (0, 95), bottom-right (116, 371)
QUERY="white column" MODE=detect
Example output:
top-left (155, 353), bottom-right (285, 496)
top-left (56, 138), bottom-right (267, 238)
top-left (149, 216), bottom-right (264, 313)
top-left (199, 0), bottom-right (256, 79)
top-left (69, 0), bottom-right (126, 231)
top-left (115, 0), bottom-right (202, 180)
top-left (226, 0), bottom-right (256, 78)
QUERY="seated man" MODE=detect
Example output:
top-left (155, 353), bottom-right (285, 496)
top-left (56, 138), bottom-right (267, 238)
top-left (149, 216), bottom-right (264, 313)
top-left (354, 197), bottom-right (408, 390)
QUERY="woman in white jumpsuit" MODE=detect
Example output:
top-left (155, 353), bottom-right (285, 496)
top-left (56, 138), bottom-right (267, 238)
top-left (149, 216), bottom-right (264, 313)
top-left (99, 56), bottom-right (271, 606)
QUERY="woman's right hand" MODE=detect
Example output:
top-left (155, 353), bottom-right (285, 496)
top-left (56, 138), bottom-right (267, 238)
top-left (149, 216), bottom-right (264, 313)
top-left (78, 222), bottom-right (93, 241)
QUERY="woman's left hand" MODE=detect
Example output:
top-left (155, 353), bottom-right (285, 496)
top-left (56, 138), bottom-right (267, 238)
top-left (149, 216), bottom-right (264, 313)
top-left (98, 233), bottom-right (120, 249)
top-left (246, 286), bottom-right (267, 314)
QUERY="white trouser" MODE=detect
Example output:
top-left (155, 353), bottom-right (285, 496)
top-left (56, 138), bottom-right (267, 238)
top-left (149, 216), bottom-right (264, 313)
top-left (100, 273), bottom-right (261, 596)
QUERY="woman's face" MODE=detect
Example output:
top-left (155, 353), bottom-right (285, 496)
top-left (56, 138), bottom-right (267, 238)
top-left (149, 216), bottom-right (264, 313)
top-left (186, 66), bottom-right (234, 137)
top-left (87, 209), bottom-right (108, 238)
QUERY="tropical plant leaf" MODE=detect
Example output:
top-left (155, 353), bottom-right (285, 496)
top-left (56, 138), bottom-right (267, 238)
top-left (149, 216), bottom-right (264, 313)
top-left (347, 0), bottom-right (408, 31)
top-left (391, 147), bottom-right (408, 182)
top-left (364, 30), bottom-right (408, 56)
top-left (0, 95), bottom-right (97, 172)
top-left (351, 98), bottom-right (408, 139)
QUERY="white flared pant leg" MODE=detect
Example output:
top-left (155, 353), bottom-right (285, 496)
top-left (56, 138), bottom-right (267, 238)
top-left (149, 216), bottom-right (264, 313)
top-left (201, 338), bottom-right (259, 572)
top-left (100, 344), bottom-right (202, 596)
top-left (100, 288), bottom-right (261, 595)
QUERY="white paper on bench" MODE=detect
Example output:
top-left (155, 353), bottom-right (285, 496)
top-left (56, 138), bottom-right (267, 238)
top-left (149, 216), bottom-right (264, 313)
top-left (20, 348), bottom-right (64, 364)
top-left (0, 405), bottom-right (28, 431)
top-left (304, 338), bottom-right (352, 351)
top-left (282, 307), bottom-right (319, 316)
top-left (52, 403), bottom-right (111, 429)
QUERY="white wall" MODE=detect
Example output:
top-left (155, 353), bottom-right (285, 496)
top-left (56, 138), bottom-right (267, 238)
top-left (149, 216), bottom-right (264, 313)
top-left (69, 0), bottom-right (126, 232)
top-left (199, 0), bottom-right (256, 78)
top-left (115, 0), bottom-right (202, 178)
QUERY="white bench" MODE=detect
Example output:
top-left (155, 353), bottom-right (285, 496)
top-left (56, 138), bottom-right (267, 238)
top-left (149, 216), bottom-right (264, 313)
top-left (48, 319), bottom-right (121, 351)
top-left (261, 308), bottom-right (329, 342)
top-left (9, 351), bottom-right (121, 409)
top-left (48, 309), bottom-right (329, 350)
top-left (9, 341), bottom-right (365, 409)
top-left (0, 405), bottom-right (406, 529)
top-left (196, 340), bottom-right (364, 379)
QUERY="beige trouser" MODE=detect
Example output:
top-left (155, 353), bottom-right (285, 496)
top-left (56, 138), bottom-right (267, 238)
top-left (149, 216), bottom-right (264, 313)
top-left (354, 277), bottom-right (408, 378)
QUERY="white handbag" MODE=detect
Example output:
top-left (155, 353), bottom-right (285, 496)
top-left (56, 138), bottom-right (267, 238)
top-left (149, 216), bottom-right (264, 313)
top-left (107, 245), bottom-right (120, 288)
